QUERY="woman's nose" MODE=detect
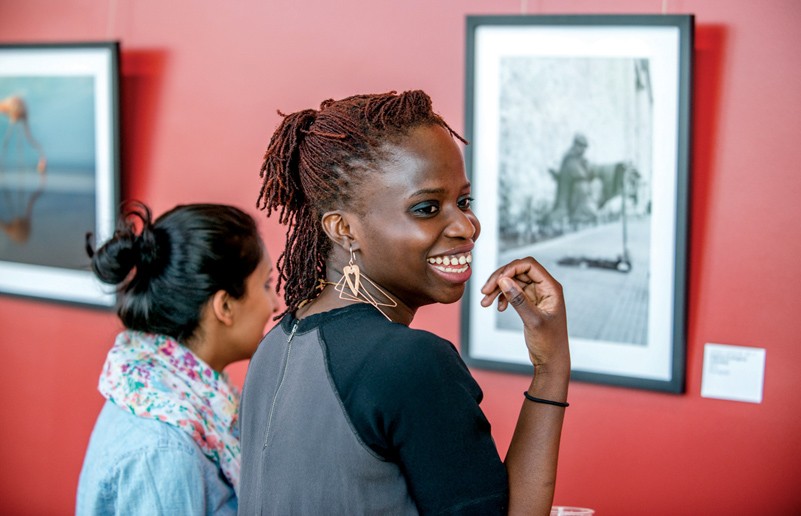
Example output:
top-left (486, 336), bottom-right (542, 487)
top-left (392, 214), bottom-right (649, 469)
top-left (445, 208), bottom-right (479, 241)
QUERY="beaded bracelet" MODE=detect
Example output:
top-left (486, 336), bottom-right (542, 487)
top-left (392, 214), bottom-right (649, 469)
top-left (524, 391), bottom-right (569, 408)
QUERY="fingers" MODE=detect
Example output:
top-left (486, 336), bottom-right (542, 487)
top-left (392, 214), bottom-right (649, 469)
top-left (480, 262), bottom-right (525, 309)
top-left (478, 257), bottom-right (570, 370)
top-left (482, 257), bottom-right (556, 291)
top-left (480, 257), bottom-right (556, 308)
top-left (499, 278), bottom-right (525, 307)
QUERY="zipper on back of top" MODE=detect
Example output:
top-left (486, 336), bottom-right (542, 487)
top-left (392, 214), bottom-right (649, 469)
top-left (263, 320), bottom-right (299, 448)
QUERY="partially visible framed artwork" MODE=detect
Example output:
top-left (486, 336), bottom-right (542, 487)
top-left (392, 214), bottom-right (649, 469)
top-left (462, 15), bottom-right (693, 392)
top-left (0, 42), bottom-right (120, 307)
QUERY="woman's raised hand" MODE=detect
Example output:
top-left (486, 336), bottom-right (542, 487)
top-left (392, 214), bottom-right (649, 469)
top-left (480, 257), bottom-right (570, 372)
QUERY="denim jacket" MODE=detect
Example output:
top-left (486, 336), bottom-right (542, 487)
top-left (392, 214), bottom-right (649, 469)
top-left (76, 401), bottom-right (237, 515)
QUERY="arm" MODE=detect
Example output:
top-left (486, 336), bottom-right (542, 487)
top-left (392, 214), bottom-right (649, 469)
top-left (480, 257), bottom-right (571, 516)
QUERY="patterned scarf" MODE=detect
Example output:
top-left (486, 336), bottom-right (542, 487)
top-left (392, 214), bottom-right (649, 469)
top-left (98, 330), bottom-right (241, 492)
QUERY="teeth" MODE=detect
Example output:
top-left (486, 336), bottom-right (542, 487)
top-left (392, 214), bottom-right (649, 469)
top-left (427, 252), bottom-right (472, 273)
top-left (440, 266), bottom-right (468, 273)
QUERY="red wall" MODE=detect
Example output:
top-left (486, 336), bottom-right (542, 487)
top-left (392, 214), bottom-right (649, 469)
top-left (2, 1), bottom-right (800, 514)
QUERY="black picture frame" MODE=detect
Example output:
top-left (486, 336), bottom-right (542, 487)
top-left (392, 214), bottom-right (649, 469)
top-left (462, 15), bottom-right (693, 393)
top-left (0, 42), bottom-right (121, 308)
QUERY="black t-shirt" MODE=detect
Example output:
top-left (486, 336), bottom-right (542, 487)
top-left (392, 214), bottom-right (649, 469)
top-left (238, 304), bottom-right (508, 515)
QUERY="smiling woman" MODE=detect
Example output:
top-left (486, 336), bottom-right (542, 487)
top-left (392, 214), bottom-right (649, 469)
top-left (341, 123), bottom-right (481, 317)
top-left (239, 90), bottom-right (571, 515)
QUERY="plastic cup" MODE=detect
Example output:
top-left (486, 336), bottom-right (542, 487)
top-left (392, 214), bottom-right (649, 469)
top-left (550, 507), bottom-right (595, 516)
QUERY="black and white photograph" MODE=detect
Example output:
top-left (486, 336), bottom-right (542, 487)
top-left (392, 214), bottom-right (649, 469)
top-left (0, 43), bottom-right (120, 307)
top-left (462, 15), bottom-right (693, 392)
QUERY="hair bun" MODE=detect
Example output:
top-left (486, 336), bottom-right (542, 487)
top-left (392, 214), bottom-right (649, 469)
top-left (86, 226), bottom-right (138, 285)
top-left (87, 201), bottom-right (167, 285)
top-left (134, 225), bottom-right (167, 275)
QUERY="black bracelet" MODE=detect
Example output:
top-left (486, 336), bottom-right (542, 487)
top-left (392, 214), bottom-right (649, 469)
top-left (524, 391), bottom-right (569, 407)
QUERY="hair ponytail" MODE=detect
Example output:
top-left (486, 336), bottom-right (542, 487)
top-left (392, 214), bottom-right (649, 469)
top-left (258, 109), bottom-right (316, 220)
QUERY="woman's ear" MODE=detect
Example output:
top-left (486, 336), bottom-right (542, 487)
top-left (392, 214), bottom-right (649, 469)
top-left (321, 210), bottom-right (360, 252)
top-left (210, 289), bottom-right (234, 326)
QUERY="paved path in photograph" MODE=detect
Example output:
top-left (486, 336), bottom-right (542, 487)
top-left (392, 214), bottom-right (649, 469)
top-left (497, 216), bottom-right (650, 346)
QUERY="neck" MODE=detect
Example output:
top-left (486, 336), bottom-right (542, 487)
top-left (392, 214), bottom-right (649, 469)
top-left (184, 333), bottom-right (228, 373)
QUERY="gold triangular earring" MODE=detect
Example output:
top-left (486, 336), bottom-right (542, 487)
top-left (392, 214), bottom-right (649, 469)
top-left (335, 245), bottom-right (397, 321)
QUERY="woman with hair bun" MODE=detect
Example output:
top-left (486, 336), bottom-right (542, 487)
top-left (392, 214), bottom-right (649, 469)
top-left (76, 202), bottom-right (279, 515)
top-left (239, 91), bottom-right (571, 515)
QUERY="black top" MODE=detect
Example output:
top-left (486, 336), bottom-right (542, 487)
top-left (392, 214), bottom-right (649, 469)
top-left (238, 304), bottom-right (508, 515)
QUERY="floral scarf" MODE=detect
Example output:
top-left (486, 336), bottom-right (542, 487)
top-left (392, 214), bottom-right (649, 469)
top-left (98, 330), bottom-right (241, 492)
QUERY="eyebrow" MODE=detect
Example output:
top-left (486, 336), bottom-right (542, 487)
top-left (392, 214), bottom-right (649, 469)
top-left (408, 183), bottom-right (471, 199)
top-left (409, 187), bottom-right (445, 198)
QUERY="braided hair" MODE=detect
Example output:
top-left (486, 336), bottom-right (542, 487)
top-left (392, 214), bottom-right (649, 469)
top-left (257, 90), bottom-right (465, 317)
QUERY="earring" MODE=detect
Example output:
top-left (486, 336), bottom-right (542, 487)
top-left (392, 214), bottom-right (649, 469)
top-left (335, 245), bottom-right (397, 321)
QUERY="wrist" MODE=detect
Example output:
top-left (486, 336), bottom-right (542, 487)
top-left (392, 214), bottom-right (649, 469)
top-left (529, 352), bottom-right (571, 378)
top-left (523, 391), bottom-right (569, 407)
top-left (527, 361), bottom-right (570, 401)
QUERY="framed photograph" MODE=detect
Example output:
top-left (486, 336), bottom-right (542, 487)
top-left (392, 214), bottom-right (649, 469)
top-left (462, 15), bottom-right (693, 392)
top-left (0, 42), bottom-right (120, 307)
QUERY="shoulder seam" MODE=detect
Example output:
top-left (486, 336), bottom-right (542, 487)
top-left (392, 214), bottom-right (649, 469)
top-left (314, 329), bottom-right (389, 463)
